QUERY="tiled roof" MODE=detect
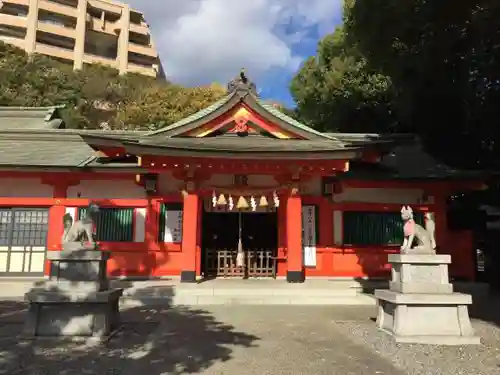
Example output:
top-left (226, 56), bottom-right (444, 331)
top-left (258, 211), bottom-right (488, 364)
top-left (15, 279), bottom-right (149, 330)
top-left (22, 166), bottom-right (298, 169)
top-left (144, 91), bottom-right (339, 141)
top-left (0, 133), bottom-right (94, 167)
top-left (0, 106), bottom-right (65, 130)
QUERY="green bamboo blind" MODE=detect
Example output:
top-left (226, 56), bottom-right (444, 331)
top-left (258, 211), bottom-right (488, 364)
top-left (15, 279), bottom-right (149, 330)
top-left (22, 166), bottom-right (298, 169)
top-left (343, 211), bottom-right (424, 246)
top-left (78, 207), bottom-right (134, 242)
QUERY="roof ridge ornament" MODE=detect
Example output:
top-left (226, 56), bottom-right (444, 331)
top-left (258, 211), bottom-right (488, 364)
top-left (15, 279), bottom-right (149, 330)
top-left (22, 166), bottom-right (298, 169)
top-left (227, 69), bottom-right (258, 97)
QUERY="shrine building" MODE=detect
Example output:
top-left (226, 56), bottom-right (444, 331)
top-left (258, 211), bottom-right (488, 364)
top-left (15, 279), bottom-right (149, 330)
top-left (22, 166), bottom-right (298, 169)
top-left (0, 72), bottom-right (484, 282)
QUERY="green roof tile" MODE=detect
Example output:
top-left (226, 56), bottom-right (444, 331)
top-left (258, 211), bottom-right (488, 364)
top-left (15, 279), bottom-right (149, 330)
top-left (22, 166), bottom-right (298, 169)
top-left (0, 106), bottom-right (65, 130)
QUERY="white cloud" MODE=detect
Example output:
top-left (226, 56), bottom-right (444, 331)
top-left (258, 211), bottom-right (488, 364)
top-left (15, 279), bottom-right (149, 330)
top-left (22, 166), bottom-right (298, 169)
top-left (127, 0), bottom-right (342, 86)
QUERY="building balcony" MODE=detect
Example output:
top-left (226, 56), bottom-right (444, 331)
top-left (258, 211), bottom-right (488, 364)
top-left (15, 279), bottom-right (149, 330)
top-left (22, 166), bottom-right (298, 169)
top-left (37, 21), bottom-right (76, 39)
top-left (0, 13), bottom-right (28, 29)
top-left (38, 0), bottom-right (77, 18)
top-left (34, 42), bottom-right (73, 60)
top-left (127, 62), bottom-right (157, 77)
top-left (87, 0), bottom-right (122, 15)
top-left (1, 0), bottom-right (29, 7)
top-left (83, 52), bottom-right (118, 68)
top-left (129, 22), bottom-right (149, 35)
top-left (86, 16), bottom-right (119, 35)
top-left (0, 35), bottom-right (25, 49)
top-left (128, 42), bottom-right (157, 58)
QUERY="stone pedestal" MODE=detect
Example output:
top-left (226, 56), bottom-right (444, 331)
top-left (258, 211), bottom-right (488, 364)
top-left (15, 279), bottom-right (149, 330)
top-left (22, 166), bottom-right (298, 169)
top-left (24, 248), bottom-right (123, 341)
top-left (375, 254), bottom-right (480, 345)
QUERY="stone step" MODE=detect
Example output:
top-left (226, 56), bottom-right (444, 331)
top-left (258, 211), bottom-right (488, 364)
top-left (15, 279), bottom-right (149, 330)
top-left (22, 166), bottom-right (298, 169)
top-left (120, 293), bottom-right (377, 306)
top-left (122, 286), bottom-right (360, 298)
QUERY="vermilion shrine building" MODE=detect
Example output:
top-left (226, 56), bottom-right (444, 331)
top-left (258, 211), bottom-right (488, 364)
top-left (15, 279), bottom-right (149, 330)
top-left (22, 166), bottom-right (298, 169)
top-left (0, 74), bottom-right (483, 282)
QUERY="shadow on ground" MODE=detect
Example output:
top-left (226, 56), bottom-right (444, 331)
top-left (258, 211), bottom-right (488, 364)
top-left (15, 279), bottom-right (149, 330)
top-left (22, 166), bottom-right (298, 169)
top-left (467, 289), bottom-right (500, 328)
top-left (0, 285), bottom-right (259, 375)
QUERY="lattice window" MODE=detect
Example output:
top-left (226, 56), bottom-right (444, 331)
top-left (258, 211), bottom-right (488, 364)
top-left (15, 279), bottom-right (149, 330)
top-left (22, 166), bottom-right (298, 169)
top-left (0, 210), bottom-right (12, 247)
top-left (11, 210), bottom-right (49, 246)
top-left (343, 211), bottom-right (424, 246)
top-left (78, 207), bottom-right (133, 242)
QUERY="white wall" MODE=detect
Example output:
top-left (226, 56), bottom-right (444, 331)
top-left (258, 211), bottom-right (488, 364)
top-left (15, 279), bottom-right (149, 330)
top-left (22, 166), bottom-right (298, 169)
top-left (134, 208), bottom-right (146, 242)
top-left (156, 172), bottom-right (184, 196)
top-left (67, 180), bottom-right (146, 199)
top-left (301, 178), bottom-right (322, 195)
top-left (0, 178), bottom-right (53, 198)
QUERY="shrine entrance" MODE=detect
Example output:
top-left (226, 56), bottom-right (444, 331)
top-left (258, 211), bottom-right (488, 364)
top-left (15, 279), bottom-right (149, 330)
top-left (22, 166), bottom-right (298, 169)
top-left (201, 208), bottom-right (278, 278)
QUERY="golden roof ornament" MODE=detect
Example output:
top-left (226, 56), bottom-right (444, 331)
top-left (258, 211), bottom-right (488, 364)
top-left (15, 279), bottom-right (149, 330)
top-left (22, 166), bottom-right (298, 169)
top-left (217, 193), bottom-right (227, 206)
top-left (236, 196), bottom-right (249, 209)
top-left (259, 195), bottom-right (269, 207)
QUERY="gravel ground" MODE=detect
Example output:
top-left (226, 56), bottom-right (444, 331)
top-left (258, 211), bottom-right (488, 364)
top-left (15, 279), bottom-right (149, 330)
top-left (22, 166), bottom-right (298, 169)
top-left (333, 292), bottom-right (500, 375)
top-left (334, 319), bottom-right (500, 375)
top-left (0, 302), bottom-right (497, 374)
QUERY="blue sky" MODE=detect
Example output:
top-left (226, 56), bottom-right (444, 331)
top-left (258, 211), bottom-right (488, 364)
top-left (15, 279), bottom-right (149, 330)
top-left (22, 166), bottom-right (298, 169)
top-left (259, 25), bottom-right (337, 106)
top-left (128, 0), bottom-right (343, 108)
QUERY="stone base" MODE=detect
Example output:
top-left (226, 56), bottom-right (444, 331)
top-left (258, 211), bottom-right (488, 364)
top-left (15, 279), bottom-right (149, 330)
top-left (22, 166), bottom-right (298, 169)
top-left (48, 250), bottom-right (109, 283)
top-left (31, 280), bottom-right (109, 295)
top-left (389, 254), bottom-right (453, 294)
top-left (375, 289), bottom-right (480, 345)
top-left (24, 289), bottom-right (123, 338)
top-left (389, 281), bottom-right (453, 294)
top-left (386, 333), bottom-right (482, 345)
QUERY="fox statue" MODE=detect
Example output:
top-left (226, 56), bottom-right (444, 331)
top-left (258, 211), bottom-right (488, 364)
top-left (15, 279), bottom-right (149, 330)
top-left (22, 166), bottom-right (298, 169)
top-left (61, 202), bottom-right (100, 251)
top-left (400, 205), bottom-right (437, 254)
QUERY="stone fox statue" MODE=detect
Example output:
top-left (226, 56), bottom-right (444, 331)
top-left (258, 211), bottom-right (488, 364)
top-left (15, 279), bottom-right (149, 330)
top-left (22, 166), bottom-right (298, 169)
top-left (400, 205), bottom-right (436, 254)
top-left (62, 202), bottom-right (100, 249)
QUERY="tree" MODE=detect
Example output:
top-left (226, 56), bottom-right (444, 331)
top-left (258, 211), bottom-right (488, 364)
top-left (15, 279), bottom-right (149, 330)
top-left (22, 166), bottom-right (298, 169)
top-left (290, 25), bottom-right (395, 133)
top-left (0, 41), bottom-right (226, 130)
top-left (345, 0), bottom-right (500, 169)
top-left (114, 83), bottom-right (227, 130)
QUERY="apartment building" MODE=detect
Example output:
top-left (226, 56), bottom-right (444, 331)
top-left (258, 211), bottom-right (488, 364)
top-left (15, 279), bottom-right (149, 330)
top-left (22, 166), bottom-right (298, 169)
top-left (0, 0), bottom-right (163, 77)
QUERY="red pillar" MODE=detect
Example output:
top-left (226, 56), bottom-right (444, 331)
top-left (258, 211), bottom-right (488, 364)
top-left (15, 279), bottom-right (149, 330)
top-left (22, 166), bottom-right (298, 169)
top-left (286, 194), bottom-right (304, 282)
top-left (145, 198), bottom-right (160, 249)
top-left (195, 199), bottom-right (203, 277)
top-left (45, 184), bottom-right (67, 275)
top-left (180, 192), bottom-right (199, 282)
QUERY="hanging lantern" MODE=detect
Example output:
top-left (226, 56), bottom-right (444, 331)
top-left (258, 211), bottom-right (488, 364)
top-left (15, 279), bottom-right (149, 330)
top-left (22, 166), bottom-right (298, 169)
top-left (228, 195), bottom-right (234, 210)
top-left (250, 196), bottom-right (257, 211)
top-left (217, 193), bottom-right (227, 205)
top-left (273, 191), bottom-right (280, 208)
top-left (259, 195), bottom-right (268, 207)
top-left (236, 196), bottom-right (249, 209)
top-left (212, 191), bottom-right (217, 207)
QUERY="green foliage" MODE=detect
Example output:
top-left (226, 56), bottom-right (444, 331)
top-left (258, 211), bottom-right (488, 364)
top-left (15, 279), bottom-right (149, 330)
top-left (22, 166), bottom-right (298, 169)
top-left (290, 26), bottom-right (395, 133)
top-left (0, 42), bottom-right (226, 130)
top-left (292, 1), bottom-right (500, 169)
top-left (344, 0), bottom-right (500, 168)
top-left (115, 83), bottom-right (226, 130)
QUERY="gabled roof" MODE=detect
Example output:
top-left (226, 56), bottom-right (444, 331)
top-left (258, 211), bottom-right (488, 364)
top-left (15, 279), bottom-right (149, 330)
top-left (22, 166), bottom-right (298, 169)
top-left (0, 106), bottom-right (65, 130)
top-left (144, 71), bottom-right (339, 142)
